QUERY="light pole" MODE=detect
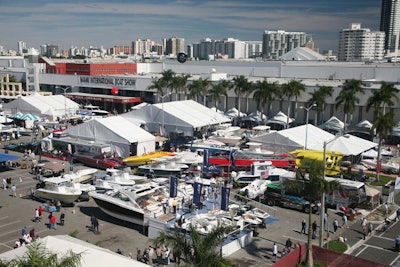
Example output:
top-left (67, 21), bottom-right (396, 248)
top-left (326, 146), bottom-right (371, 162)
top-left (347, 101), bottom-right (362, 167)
top-left (155, 93), bottom-right (171, 136)
top-left (319, 134), bottom-right (349, 247)
top-left (56, 86), bottom-right (71, 117)
top-left (300, 103), bottom-right (316, 150)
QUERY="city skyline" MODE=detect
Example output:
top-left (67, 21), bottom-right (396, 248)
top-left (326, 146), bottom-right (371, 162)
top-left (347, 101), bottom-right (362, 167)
top-left (1, 0), bottom-right (381, 53)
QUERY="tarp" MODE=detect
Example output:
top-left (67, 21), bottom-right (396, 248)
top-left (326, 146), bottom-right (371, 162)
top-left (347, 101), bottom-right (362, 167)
top-left (0, 235), bottom-right (150, 267)
top-left (250, 124), bottom-right (334, 155)
top-left (0, 153), bottom-right (19, 162)
top-left (123, 100), bottom-right (231, 136)
top-left (66, 116), bottom-right (155, 157)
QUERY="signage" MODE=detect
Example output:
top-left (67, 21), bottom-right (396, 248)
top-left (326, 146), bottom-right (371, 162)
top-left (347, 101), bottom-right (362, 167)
top-left (80, 76), bottom-right (136, 87)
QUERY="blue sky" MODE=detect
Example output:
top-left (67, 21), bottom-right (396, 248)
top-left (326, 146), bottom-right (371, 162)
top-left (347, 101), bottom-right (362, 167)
top-left (0, 0), bottom-right (381, 52)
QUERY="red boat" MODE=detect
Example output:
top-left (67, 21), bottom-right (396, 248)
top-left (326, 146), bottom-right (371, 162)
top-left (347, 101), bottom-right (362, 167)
top-left (73, 153), bottom-right (126, 170)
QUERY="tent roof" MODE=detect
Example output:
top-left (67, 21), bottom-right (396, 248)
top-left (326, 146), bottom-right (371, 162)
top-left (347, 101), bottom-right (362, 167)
top-left (319, 116), bottom-right (344, 131)
top-left (279, 47), bottom-right (326, 61)
top-left (266, 111), bottom-right (294, 125)
top-left (0, 235), bottom-right (149, 267)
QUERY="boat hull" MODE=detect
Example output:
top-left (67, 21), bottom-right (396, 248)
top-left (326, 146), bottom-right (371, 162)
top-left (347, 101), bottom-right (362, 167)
top-left (123, 152), bottom-right (173, 165)
top-left (34, 189), bottom-right (81, 204)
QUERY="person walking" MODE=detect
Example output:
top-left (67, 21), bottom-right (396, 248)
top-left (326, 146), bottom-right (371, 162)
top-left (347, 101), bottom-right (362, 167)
top-left (367, 222), bottom-right (373, 236)
top-left (333, 218), bottom-right (339, 233)
top-left (11, 184), bottom-right (16, 197)
top-left (60, 213), bottom-right (65, 226)
top-left (93, 217), bottom-right (99, 233)
top-left (285, 238), bottom-right (293, 251)
top-left (342, 214), bottom-right (348, 228)
top-left (34, 208), bottom-right (40, 223)
top-left (272, 242), bottom-right (278, 262)
top-left (396, 208), bottom-right (400, 222)
top-left (50, 214), bottom-right (57, 229)
top-left (301, 219), bottom-right (307, 234)
top-left (2, 178), bottom-right (6, 190)
top-left (395, 235), bottom-right (400, 252)
top-left (312, 220), bottom-right (317, 238)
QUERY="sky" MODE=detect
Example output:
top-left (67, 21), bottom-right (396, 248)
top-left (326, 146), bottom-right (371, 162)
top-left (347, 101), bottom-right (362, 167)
top-left (0, 0), bottom-right (382, 53)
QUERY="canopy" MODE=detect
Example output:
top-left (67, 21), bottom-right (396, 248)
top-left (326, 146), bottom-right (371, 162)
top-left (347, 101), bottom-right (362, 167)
top-left (265, 111), bottom-right (294, 130)
top-left (319, 116), bottom-right (344, 134)
top-left (308, 135), bottom-right (377, 156)
top-left (0, 235), bottom-right (149, 267)
top-left (0, 153), bottom-right (19, 162)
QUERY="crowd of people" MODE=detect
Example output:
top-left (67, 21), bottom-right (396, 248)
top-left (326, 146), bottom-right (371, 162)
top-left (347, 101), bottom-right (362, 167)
top-left (135, 245), bottom-right (182, 266)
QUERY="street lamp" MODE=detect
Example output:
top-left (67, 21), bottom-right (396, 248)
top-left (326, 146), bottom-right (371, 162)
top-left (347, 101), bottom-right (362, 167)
top-left (300, 103), bottom-right (316, 150)
top-left (56, 86), bottom-right (71, 117)
top-left (319, 134), bottom-right (349, 247)
top-left (155, 92), bottom-right (171, 136)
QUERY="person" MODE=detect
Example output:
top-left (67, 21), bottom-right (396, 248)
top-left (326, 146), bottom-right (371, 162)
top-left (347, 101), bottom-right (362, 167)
top-left (396, 208), bottom-right (400, 222)
top-left (2, 178), bottom-right (6, 190)
top-left (50, 214), bottom-right (57, 229)
top-left (55, 200), bottom-right (61, 212)
top-left (29, 228), bottom-right (35, 241)
top-left (34, 208), bottom-right (40, 223)
top-left (342, 214), bottom-right (348, 228)
top-left (11, 184), bottom-right (16, 197)
top-left (395, 235), bottom-right (400, 252)
top-left (48, 212), bottom-right (53, 226)
top-left (383, 217), bottom-right (391, 231)
top-left (172, 246), bottom-right (181, 266)
top-left (60, 213), bottom-right (65, 226)
top-left (156, 246), bottom-right (162, 265)
top-left (367, 221), bottom-right (373, 235)
top-left (163, 246), bottom-right (171, 265)
top-left (272, 242), bottom-right (278, 262)
top-left (93, 217), bottom-right (99, 233)
top-left (14, 239), bottom-right (21, 249)
top-left (38, 206), bottom-right (43, 219)
top-left (338, 233), bottom-right (347, 243)
top-left (90, 215), bottom-right (96, 231)
top-left (142, 248), bottom-right (149, 264)
top-left (383, 202), bottom-right (388, 215)
top-left (301, 219), bottom-right (307, 234)
top-left (323, 213), bottom-right (328, 229)
top-left (21, 226), bottom-right (27, 236)
top-left (285, 238), bottom-right (292, 251)
top-left (333, 218), bottom-right (339, 233)
top-left (116, 248), bottom-right (123, 255)
top-left (312, 220), bottom-right (317, 238)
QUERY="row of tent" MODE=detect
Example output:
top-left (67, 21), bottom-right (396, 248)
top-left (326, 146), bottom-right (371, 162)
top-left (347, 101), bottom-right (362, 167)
top-left (8, 112), bottom-right (40, 121)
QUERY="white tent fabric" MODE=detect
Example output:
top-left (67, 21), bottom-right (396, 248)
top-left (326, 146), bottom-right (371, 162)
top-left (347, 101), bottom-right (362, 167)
top-left (66, 116), bottom-right (155, 157)
top-left (355, 120), bottom-right (372, 129)
top-left (3, 94), bottom-right (80, 118)
top-left (307, 134), bottom-right (377, 156)
top-left (250, 124), bottom-right (335, 154)
top-left (319, 116), bottom-right (344, 134)
top-left (265, 111), bottom-right (294, 130)
top-left (123, 100), bottom-right (231, 136)
top-left (0, 235), bottom-right (150, 267)
top-left (279, 47), bottom-right (326, 61)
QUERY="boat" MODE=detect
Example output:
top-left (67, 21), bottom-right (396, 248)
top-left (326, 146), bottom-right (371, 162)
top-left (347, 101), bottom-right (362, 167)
top-left (73, 153), bottom-right (126, 170)
top-left (123, 151), bottom-right (174, 166)
top-left (105, 168), bottom-right (147, 185)
top-left (244, 208), bottom-right (270, 220)
top-left (62, 168), bottom-right (98, 183)
top-left (137, 158), bottom-right (189, 177)
top-left (89, 182), bottom-right (172, 226)
top-left (290, 149), bottom-right (343, 176)
top-left (208, 126), bottom-right (244, 146)
top-left (82, 104), bottom-right (109, 116)
top-left (171, 150), bottom-right (203, 165)
top-left (33, 177), bottom-right (82, 204)
top-left (239, 179), bottom-right (271, 199)
top-left (232, 161), bottom-right (294, 185)
top-left (361, 158), bottom-right (400, 173)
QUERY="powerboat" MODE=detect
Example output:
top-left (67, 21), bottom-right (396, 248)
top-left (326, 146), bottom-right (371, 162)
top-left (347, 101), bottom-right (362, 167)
top-left (33, 177), bottom-right (82, 205)
top-left (123, 151), bottom-right (174, 166)
top-left (171, 150), bottom-right (203, 165)
top-left (137, 158), bottom-right (189, 177)
top-left (239, 179), bottom-right (271, 199)
top-left (244, 208), bottom-right (270, 220)
top-left (89, 182), bottom-right (171, 226)
top-left (208, 126), bottom-right (243, 146)
top-left (361, 158), bottom-right (400, 173)
top-left (73, 153), bottom-right (126, 170)
top-left (62, 168), bottom-right (98, 183)
top-left (105, 168), bottom-right (147, 185)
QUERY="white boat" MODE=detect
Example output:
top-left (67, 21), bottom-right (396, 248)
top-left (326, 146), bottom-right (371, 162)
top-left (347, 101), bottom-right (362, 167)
top-left (34, 177), bottom-right (82, 204)
top-left (244, 208), bottom-right (270, 220)
top-left (233, 161), bottom-right (293, 185)
top-left (239, 179), bottom-right (271, 199)
top-left (106, 168), bottom-right (147, 184)
top-left (89, 182), bottom-right (172, 226)
top-left (241, 142), bottom-right (274, 157)
top-left (208, 126), bottom-right (243, 146)
top-left (361, 158), bottom-right (400, 173)
top-left (82, 104), bottom-right (109, 116)
top-left (137, 158), bottom-right (189, 177)
top-left (172, 150), bottom-right (203, 165)
top-left (62, 168), bottom-right (98, 183)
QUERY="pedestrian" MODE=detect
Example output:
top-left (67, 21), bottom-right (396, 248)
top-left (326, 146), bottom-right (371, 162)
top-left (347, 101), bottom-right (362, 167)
top-left (90, 215), bottom-right (96, 230)
top-left (21, 226), bottom-right (27, 236)
top-left (395, 235), bottom-right (400, 252)
top-left (50, 214), bottom-right (57, 229)
top-left (367, 222), bottom-right (373, 235)
top-left (301, 219), bottom-right (307, 234)
top-left (11, 184), bottom-right (16, 197)
top-left (312, 220), bottom-right (317, 238)
top-left (93, 217), bottom-right (99, 233)
top-left (29, 228), bottom-right (35, 241)
top-left (272, 242), bottom-right (278, 262)
top-left (323, 213), bottom-right (328, 229)
top-left (172, 246), bottom-right (181, 266)
top-left (333, 218), bottom-right (339, 233)
top-left (60, 213), bottom-right (65, 226)
top-left (397, 208), bottom-right (400, 222)
top-left (285, 238), bottom-right (293, 251)
top-left (2, 178), bottom-right (6, 190)
top-left (342, 214), bottom-right (348, 228)
top-left (38, 206), bottom-right (43, 219)
top-left (156, 246), bottom-right (162, 265)
top-left (383, 203), bottom-right (388, 215)
top-left (34, 208), bottom-right (40, 223)
top-left (163, 246), bottom-right (171, 265)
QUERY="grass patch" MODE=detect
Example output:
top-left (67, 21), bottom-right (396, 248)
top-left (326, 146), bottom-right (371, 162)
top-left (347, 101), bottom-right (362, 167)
top-left (69, 230), bottom-right (79, 238)
top-left (368, 175), bottom-right (395, 187)
top-left (95, 241), bottom-right (102, 246)
top-left (323, 240), bottom-right (347, 253)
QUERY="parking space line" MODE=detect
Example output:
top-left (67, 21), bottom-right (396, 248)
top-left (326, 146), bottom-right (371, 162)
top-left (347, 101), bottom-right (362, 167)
top-left (354, 245), bottom-right (368, 257)
top-left (0, 216), bottom-right (9, 220)
top-left (0, 243), bottom-right (13, 250)
top-left (0, 221), bottom-right (21, 229)
top-left (390, 254), bottom-right (400, 266)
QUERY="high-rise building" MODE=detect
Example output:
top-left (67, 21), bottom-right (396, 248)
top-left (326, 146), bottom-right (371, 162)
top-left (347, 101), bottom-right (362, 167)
top-left (163, 37), bottom-right (185, 56)
top-left (132, 39), bottom-right (161, 55)
top-left (17, 41), bottom-right (26, 55)
top-left (380, 0), bottom-right (400, 56)
top-left (262, 30), bottom-right (307, 60)
top-left (191, 38), bottom-right (247, 60)
top-left (338, 23), bottom-right (385, 62)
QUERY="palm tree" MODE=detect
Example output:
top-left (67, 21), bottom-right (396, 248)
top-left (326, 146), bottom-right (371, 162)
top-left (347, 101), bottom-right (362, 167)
top-left (154, 224), bottom-right (233, 267)
top-left (283, 162), bottom-right (342, 267)
top-left (188, 78), bottom-right (210, 104)
top-left (174, 74), bottom-right (191, 100)
top-left (208, 82), bottom-right (228, 111)
top-left (232, 75), bottom-right (250, 120)
top-left (148, 78), bottom-right (166, 101)
top-left (1, 242), bottom-right (82, 267)
top-left (282, 80), bottom-right (306, 128)
top-left (218, 79), bottom-right (233, 112)
top-left (160, 69), bottom-right (177, 100)
top-left (243, 81), bottom-right (254, 114)
top-left (307, 85), bottom-right (333, 125)
top-left (366, 82), bottom-right (399, 181)
top-left (252, 80), bottom-right (278, 117)
top-left (335, 79), bottom-right (365, 132)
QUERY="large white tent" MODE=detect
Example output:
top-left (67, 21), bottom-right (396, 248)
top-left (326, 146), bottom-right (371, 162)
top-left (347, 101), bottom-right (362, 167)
top-left (3, 94), bottom-right (80, 120)
top-left (66, 116), bottom-right (155, 157)
top-left (123, 100), bottom-right (231, 137)
top-left (265, 111), bottom-right (294, 130)
top-left (319, 116), bottom-right (344, 135)
top-left (0, 235), bottom-right (150, 267)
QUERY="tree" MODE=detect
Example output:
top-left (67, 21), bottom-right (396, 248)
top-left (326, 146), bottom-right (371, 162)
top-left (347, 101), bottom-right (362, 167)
top-left (208, 81), bottom-right (228, 111)
top-left (232, 75), bottom-right (250, 120)
top-left (283, 162), bottom-right (342, 267)
top-left (148, 78), bottom-right (165, 96)
top-left (188, 78), bottom-right (210, 104)
top-left (335, 79), bottom-right (364, 132)
top-left (160, 69), bottom-right (177, 100)
top-left (307, 85), bottom-right (333, 125)
top-left (366, 81), bottom-right (399, 181)
top-left (154, 224), bottom-right (233, 267)
top-left (1, 242), bottom-right (82, 267)
top-left (282, 80), bottom-right (305, 128)
top-left (174, 74), bottom-right (191, 100)
top-left (252, 80), bottom-right (278, 117)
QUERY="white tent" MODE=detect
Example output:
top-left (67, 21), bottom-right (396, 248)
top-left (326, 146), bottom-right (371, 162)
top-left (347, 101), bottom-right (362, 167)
top-left (66, 116), bottom-right (155, 157)
top-left (0, 235), bottom-right (150, 267)
top-left (123, 100), bottom-right (231, 136)
top-left (265, 111), bottom-right (295, 130)
top-left (250, 124), bottom-right (335, 154)
top-left (279, 47), bottom-right (326, 61)
top-left (3, 94), bottom-right (80, 119)
top-left (319, 116), bottom-right (344, 134)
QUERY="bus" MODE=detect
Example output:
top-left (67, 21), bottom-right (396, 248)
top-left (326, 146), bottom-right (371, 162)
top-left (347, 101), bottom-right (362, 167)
top-left (324, 177), bottom-right (367, 208)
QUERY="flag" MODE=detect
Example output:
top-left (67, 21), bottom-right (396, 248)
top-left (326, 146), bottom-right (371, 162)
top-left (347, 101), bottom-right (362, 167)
top-left (230, 149), bottom-right (236, 169)
top-left (193, 182), bottom-right (202, 206)
top-left (170, 176), bottom-right (178, 198)
top-left (221, 187), bottom-right (230, 211)
top-left (202, 149), bottom-right (210, 172)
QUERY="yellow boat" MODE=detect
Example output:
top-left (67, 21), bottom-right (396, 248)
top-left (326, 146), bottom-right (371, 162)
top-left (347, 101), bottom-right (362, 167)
top-left (123, 151), bottom-right (174, 166)
top-left (289, 149), bottom-right (343, 176)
